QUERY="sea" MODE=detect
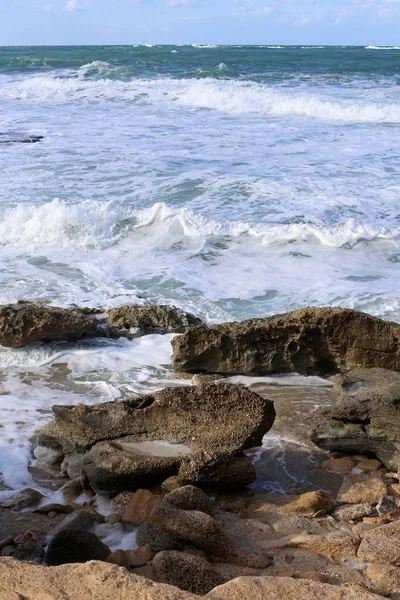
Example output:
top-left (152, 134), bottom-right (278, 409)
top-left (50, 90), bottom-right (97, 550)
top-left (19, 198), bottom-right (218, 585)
top-left (0, 44), bottom-right (399, 491)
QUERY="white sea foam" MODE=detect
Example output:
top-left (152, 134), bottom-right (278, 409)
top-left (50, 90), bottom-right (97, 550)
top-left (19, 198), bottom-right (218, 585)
top-left (366, 46), bottom-right (400, 50)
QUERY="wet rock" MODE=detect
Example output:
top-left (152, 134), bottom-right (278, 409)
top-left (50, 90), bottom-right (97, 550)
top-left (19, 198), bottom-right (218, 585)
top-left (33, 503), bottom-right (74, 516)
top-left (0, 508), bottom-right (63, 542)
top-left (148, 486), bottom-right (271, 568)
top-left (333, 503), bottom-right (374, 522)
top-left (36, 383), bottom-right (274, 494)
top-left (60, 452), bottom-right (84, 479)
top-left (0, 488), bottom-right (44, 511)
top-left (11, 541), bottom-right (45, 562)
top-left (107, 545), bottom-right (152, 569)
top-left (312, 369), bottom-right (400, 471)
top-left (0, 134), bottom-right (44, 144)
top-left (33, 446), bottom-right (65, 477)
top-left (376, 495), bottom-right (400, 515)
top-left (48, 509), bottom-right (104, 538)
top-left (336, 473), bottom-right (388, 505)
top-left (106, 305), bottom-right (202, 335)
top-left (161, 476), bottom-right (192, 494)
top-left (356, 459), bottom-right (383, 473)
top-left (152, 550), bottom-right (227, 595)
top-left (122, 489), bottom-right (163, 526)
top-left (110, 491), bottom-right (135, 515)
top-left (358, 520), bottom-right (400, 564)
top-left (58, 478), bottom-right (83, 503)
top-left (45, 529), bottom-right (111, 566)
top-left (322, 458), bottom-right (356, 473)
top-left (105, 514), bottom-right (120, 525)
top-left (171, 307), bottom-right (400, 376)
top-left (280, 491), bottom-right (335, 516)
top-left (191, 374), bottom-right (225, 386)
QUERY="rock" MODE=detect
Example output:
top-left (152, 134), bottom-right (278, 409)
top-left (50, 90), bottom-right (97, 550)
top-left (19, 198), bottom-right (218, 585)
top-left (148, 486), bottom-right (271, 568)
top-left (33, 503), bottom-right (74, 516)
top-left (356, 459), bottom-right (383, 473)
top-left (106, 305), bottom-right (202, 335)
top-left (161, 476), bottom-right (192, 494)
top-left (122, 489), bottom-right (163, 526)
top-left (0, 488), bottom-right (44, 511)
top-left (333, 503), bottom-right (374, 521)
top-left (280, 491), bottom-right (335, 516)
top-left (45, 529), bottom-right (111, 566)
top-left (358, 520), bottom-right (400, 564)
top-left (322, 458), bottom-right (356, 473)
top-left (36, 383), bottom-right (274, 494)
top-left (365, 564), bottom-right (400, 596)
top-left (0, 135), bottom-right (44, 144)
top-left (261, 531), bottom-right (359, 560)
top-left (107, 545), bottom-right (152, 569)
top-left (352, 522), bottom-right (381, 537)
top-left (11, 541), bottom-right (45, 562)
top-left (105, 514), bottom-right (120, 525)
top-left (136, 522), bottom-right (189, 555)
top-left (110, 491), bottom-right (135, 515)
top-left (48, 509), bottom-right (104, 538)
top-left (171, 307), bottom-right (400, 377)
top-left (152, 551), bottom-right (227, 595)
top-left (58, 477), bottom-right (83, 503)
top-left (33, 446), bottom-right (65, 477)
top-left (376, 495), bottom-right (400, 515)
top-left (0, 304), bottom-right (99, 348)
top-left (0, 508), bottom-right (64, 542)
top-left (60, 452), bottom-right (84, 479)
top-left (312, 369), bottom-right (400, 471)
top-left (192, 374), bottom-right (225, 386)
top-left (336, 472), bottom-right (388, 505)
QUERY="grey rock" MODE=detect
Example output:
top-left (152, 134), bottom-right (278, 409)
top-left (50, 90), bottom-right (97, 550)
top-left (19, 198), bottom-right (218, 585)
top-left (0, 488), bottom-right (44, 511)
top-left (45, 529), bottom-right (110, 566)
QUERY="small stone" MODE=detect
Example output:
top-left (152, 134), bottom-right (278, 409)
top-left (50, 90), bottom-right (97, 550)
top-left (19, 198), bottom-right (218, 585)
top-left (386, 472), bottom-right (400, 480)
top-left (0, 488), bottom-right (44, 511)
top-left (336, 472), bottom-right (387, 504)
top-left (168, 372), bottom-right (194, 380)
top-left (33, 504), bottom-right (74, 515)
top-left (376, 495), bottom-right (400, 515)
top-left (333, 503), bottom-right (374, 522)
top-left (191, 374), bottom-right (225, 386)
top-left (322, 458), bottom-right (356, 473)
top-left (12, 541), bottom-right (45, 562)
top-left (131, 565), bottom-right (155, 581)
top-left (105, 514), bottom-right (120, 525)
top-left (388, 483), bottom-right (400, 498)
top-left (123, 489), bottom-right (163, 527)
top-left (363, 516), bottom-right (391, 524)
top-left (110, 491), bottom-right (134, 516)
top-left (161, 476), bottom-right (191, 494)
top-left (280, 491), bottom-right (335, 516)
top-left (107, 545), bottom-right (152, 569)
top-left (48, 512), bottom-right (57, 519)
top-left (58, 478), bottom-right (83, 503)
top-left (356, 459), bottom-right (383, 473)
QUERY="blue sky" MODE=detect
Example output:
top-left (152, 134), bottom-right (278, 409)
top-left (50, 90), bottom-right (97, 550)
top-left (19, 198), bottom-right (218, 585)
top-left (0, 0), bottom-right (399, 46)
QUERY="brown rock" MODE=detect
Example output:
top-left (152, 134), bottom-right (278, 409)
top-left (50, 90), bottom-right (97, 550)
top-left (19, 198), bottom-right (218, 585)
top-left (110, 491), bottom-right (134, 516)
top-left (171, 307), bottom-right (400, 377)
top-left (105, 514), bottom-right (121, 525)
top-left (322, 458), bottom-right (356, 473)
top-left (161, 476), bottom-right (192, 494)
top-left (107, 545), bottom-right (152, 569)
top-left (192, 374), bottom-right (225, 386)
top-left (365, 564), bottom-right (400, 595)
top-left (0, 488), bottom-right (44, 511)
top-left (336, 473), bottom-right (387, 504)
top-left (260, 531), bottom-right (359, 560)
top-left (152, 550), bottom-right (227, 595)
top-left (356, 459), bottom-right (383, 473)
top-left (106, 305), bottom-right (203, 335)
top-left (280, 491), bottom-right (335, 516)
top-left (333, 503), bottom-right (374, 522)
top-left (123, 489), bottom-right (163, 526)
top-left (358, 520), bottom-right (400, 564)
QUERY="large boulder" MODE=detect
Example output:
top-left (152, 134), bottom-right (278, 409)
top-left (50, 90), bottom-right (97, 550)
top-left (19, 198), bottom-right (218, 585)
top-left (35, 383), bottom-right (275, 494)
top-left (45, 530), bottom-right (110, 566)
top-left (152, 551), bottom-right (227, 595)
top-left (0, 303), bottom-right (202, 348)
top-left (311, 369), bottom-right (400, 471)
top-left (171, 307), bottom-right (400, 377)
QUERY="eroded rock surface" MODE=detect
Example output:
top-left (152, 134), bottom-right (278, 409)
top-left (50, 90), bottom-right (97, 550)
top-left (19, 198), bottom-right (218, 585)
top-left (171, 307), bottom-right (400, 376)
top-left (35, 383), bottom-right (275, 493)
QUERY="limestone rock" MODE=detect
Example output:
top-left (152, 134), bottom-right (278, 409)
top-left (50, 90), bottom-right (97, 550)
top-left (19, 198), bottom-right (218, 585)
top-left (336, 473), bottom-right (388, 505)
top-left (280, 491), bottom-right (335, 516)
top-left (171, 307), bottom-right (400, 377)
top-left (122, 489), bottom-right (163, 526)
top-left (45, 530), bottom-right (111, 566)
top-left (333, 503), bottom-right (374, 521)
top-left (312, 369), bottom-right (400, 471)
top-left (358, 520), bottom-right (400, 564)
top-left (106, 305), bottom-right (202, 335)
top-left (153, 551), bottom-right (227, 595)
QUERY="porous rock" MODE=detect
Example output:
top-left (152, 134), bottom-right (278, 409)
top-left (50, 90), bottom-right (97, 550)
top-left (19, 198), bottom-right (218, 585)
top-left (106, 305), bottom-right (202, 335)
top-left (171, 307), bottom-right (400, 376)
top-left (279, 491), bottom-right (335, 516)
top-left (336, 473), bottom-right (388, 505)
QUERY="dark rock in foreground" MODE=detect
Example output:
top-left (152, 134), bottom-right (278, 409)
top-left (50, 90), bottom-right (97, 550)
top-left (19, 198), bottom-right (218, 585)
top-left (311, 368), bottom-right (400, 470)
top-left (45, 529), bottom-right (111, 566)
top-left (172, 307), bottom-right (400, 377)
top-left (34, 383), bottom-right (275, 494)
top-left (0, 302), bottom-right (203, 348)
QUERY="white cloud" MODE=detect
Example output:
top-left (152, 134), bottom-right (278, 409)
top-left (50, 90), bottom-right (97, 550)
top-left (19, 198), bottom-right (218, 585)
top-left (167, 0), bottom-right (193, 6)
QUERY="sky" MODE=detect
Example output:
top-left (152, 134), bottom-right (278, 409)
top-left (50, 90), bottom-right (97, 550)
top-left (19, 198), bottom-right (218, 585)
top-left (0, 0), bottom-right (399, 46)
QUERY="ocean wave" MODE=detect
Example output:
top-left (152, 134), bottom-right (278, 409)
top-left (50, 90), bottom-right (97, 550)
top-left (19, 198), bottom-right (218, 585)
top-left (365, 46), bottom-right (400, 50)
top-left (1, 200), bottom-right (399, 250)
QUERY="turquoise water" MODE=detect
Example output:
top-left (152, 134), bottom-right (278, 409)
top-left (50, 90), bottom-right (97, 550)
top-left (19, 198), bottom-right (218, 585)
top-left (0, 45), bottom-right (400, 322)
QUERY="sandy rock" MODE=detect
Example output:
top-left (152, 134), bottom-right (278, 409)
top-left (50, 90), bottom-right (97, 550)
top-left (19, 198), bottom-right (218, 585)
top-left (171, 307), bottom-right (400, 377)
top-left (356, 459), bottom-right (384, 473)
top-left (352, 522), bottom-right (381, 537)
top-left (280, 491), bottom-right (335, 516)
top-left (107, 545), bottom-right (152, 569)
top-left (336, 473), bottom-right (387, 504)
top-left (358, 520), bottom-right (400, 564)
top-left (322, 458), bottom-right (356, 473)
top-left (333, 503), bottom-right (374, 521)
top-left (261, 531), bottom-right (359, 561)
top-left (36, 383), bottom-right (274, 494)
top-left (123, 489), bottom-right (163, 526)
top-left (161, 476), bottom-right (192, 494)
top-left (153, 550), bottom-right (227, 595)
top-left (45, 529), bottom-right (111, 566)
top-left (192, 374), bottom-right (225, 386)
top-left (365, 564), bottom-right (400, 596)
top-left (106, 305), bottom-right (202, 335)
top-left (0, 488), bottom-right (44, 511)
top-left (0, 559), bottom-right (385, 600)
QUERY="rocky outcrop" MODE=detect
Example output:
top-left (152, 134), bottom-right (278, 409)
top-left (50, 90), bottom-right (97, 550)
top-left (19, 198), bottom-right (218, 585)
top-left (311, 368), bottom-right (400, 470)
top-left (0, 303), bottom-right (202, 348)
top-left (0, 559), bottom-right (385, 600)
top-left (171, 307), bottom-right (400, 377)
top-left (34, 383), bottom-right (275, 494)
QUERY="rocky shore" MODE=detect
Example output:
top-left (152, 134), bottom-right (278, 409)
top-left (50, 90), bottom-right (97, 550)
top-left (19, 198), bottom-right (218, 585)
top-left (1, 303), bottom-right (400, 599)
